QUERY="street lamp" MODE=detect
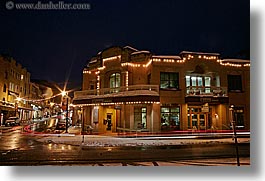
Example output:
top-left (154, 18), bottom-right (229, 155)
top-left (15, 97), bottom-right (22, 118)
top-left (62, 91), bottom-right (69, 133)
top-left (229, 105), bottom-right (240, 166)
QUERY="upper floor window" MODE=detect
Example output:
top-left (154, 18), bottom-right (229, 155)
top-left (90, 84), bottom-right (95, 90)
top-left (186, 75), bottom-right (211, 93)
top-left (3, 84), bottom-right (7, 92)
top-left (147, 74), bottom-right (151, 84)
top-left (186, 76), bottom-right (211, 87)
top-left (160, 72), bottom-right (179, 90)
top-left (227, 75), bottom-right (242, 92)
top-left (9, 82), bottom-right (12, 91)
top-left (110, 73), bottom-right (121, 89)
top-left (4, 71), bottom-right (8, 79)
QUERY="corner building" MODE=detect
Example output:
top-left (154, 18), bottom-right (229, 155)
top-left (73, 46), bottom-right (250, 134)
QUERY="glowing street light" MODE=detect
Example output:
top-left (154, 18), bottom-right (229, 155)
top-left (14, 97), bottom-right (22, 117)
top-left (61, 91), bottom-right (67, 97)
top-left (16, 97), bottom-right (22, 102)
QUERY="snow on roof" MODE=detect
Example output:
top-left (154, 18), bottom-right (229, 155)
top-left (152, 55), bottom-right (181, 59)
top-left (89, 59), bottom-right (98, 64)
top-left (124, 46), bottom-right (138, 52)
top-left (222, 59), bottom-right (250, 63)
top-left (180, 51), bottom-right (220, 56)
top-left (131, 51), bottom-right (151, 55)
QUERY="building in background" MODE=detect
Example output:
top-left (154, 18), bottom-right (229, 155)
top-left (73, 46), bottom-right (250, 134)
top-left (0, 55), bottom-right (31, 123)
top-left (0, 55), bottom-right (61, 124)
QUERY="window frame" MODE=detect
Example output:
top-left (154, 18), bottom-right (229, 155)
top-left (227, 74), bottom-right (243, 92)
top-left (3, 84), bottom-right (7, 93)
top-left (160, 72), bottom-right (179, 90)
top-left (160, 106), bottom-right (180, 131)
top-left (134, 107), bottom-right (147, 129)
top-left (109, 72), bottom-right (121, 89)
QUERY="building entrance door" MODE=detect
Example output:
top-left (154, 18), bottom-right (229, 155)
top-left (188, 107), bottom-right (211, 130)
top-left (106, 114), bottom-right (112, 131)
top-left (191, 113), bottom-right (206, 130)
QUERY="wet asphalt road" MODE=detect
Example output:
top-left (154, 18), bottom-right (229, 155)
top-left (0, 126), bottom-right (250, 166)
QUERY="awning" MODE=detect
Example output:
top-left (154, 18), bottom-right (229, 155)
top-left (73, 95), bottom-right (160, 105)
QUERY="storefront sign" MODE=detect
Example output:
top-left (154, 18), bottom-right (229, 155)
top-left (202, 106), bottom-right (209, 112)
top-left (200, 98), bottom-right (212, 103)
top-left (92, 99), bottom-right (104, 103)
top-left (185, 96), bottom-right (229, 104)
top-left (114, 105), bottom-right (121, 110)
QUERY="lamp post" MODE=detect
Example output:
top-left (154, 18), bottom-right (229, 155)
top-left (81, 106), bottom-right (84, 143)
top-left (15, 97), bottom-right (22, 118)
top-left (62, 91), bottom-right (69, 133)
top-left (229, 105), bottom-right (240, 166)
top-left (14, 102), bottom-right (18, 117)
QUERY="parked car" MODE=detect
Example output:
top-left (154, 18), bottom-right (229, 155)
top-left (5, 117), bottom-right (21, 127)
top-left (56, 119), bottom-right (71, 130)
top-left (56, 121), bottom-right (66, 130)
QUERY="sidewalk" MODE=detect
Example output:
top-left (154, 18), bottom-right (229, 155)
top-left (36, 126), bottom-right (250, 147)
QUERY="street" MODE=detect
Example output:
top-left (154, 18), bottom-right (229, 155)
top-left (0, 122), bottom-right (250, 166)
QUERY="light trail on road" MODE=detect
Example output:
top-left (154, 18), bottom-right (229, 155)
top-left (0, 125), bottom-right (250, 166)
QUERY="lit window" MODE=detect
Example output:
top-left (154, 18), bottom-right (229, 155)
top-left (160, 72), bottom-right (179, 89)
top-left (110, 73), bottom-right (121, 92)
top-left (186, 76), bottom-right (212, 94)
top-left (161, 107), bottom-right (180, 131)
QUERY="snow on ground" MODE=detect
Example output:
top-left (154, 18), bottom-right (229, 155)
top-left (37, 134), bottom-right (250, 147)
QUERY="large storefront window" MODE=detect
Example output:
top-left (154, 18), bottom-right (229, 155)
top-left (160, 72), bottom-right (179, 90)
top-left (134, 107), bottom-right (147, 129)
top-left (161, 107), bottom-right (180, 131)
top-left (110, 73), bottom-right (120, 92)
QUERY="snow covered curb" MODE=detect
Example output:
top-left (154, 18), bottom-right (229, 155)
top-left (37, 135), bottom-right (250, 147)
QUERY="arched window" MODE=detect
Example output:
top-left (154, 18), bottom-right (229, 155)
top-left (110, 73), bottom-right (121, 90)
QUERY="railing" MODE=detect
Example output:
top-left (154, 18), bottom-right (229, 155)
top-left (74, 85), bottom-right (159, 99)
top-left (186, 86), bottom-right (227, 97)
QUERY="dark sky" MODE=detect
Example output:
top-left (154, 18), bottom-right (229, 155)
top-left (0, 0), bottom-right (250, 89)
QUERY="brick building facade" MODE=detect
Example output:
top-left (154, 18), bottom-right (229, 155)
top-left (73, 46), bottom-right (250, 134)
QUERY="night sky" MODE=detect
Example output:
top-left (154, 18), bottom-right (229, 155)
top-left (0, 0), bottom-right (250, 89)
